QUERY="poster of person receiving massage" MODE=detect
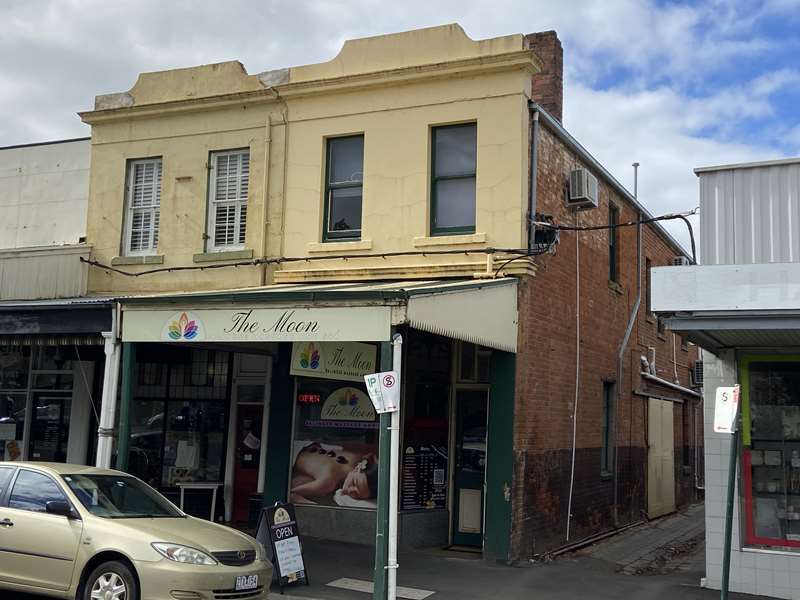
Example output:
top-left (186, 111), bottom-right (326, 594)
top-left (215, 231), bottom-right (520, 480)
top-left (289, 342), bottom-right (380, 509)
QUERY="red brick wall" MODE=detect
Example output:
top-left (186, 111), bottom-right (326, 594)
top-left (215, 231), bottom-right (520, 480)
top-left (510, 124), bottom-right (702, 558)
top-left (526, 31), bottom-right (563, 123)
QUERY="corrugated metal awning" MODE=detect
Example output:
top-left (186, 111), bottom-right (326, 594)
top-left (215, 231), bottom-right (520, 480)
top-left (405, 279), bottom-right (518, 352)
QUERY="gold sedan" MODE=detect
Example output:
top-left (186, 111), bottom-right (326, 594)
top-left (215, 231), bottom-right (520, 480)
top-left (0, 462), bottom-right (272, 600)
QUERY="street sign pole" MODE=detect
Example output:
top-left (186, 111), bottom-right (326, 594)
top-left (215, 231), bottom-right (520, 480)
top-left (368, 334), bottom-right (403, 600)
top-left (387, 333), bottom-right (403, 600)
top-left (715, 385), bottom-right (740, 600)
top-left (372, 341), bottom-right (393, 600)
top-left (721, 427), bottom-right (739, 600)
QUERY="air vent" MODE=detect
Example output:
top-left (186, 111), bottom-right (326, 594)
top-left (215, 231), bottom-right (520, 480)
top-left (693, 360), bottom-right (704, 387)
top-left (672, 255), bottom-right (691, 266)
top-left (568, 169), bottom-right (599, 210)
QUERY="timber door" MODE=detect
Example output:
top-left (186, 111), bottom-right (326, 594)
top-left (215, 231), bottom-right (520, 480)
top-left (452, 389), bottom-right (489, 547)
top-left (647, 398), bottom-right (676, 518)
top-left (232, 403), bottom-right (263, 523)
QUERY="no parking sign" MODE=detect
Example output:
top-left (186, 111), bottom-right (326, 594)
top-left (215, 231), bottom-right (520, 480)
top-left (364, 370), bottom-right (400, 413)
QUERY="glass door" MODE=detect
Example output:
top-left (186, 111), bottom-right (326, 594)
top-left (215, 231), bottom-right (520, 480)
top-left (452, 388), bottom-right (488, 547)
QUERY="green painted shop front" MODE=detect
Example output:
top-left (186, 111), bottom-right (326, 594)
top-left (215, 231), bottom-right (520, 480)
top-left (112, 280), bottom-right (518, 561)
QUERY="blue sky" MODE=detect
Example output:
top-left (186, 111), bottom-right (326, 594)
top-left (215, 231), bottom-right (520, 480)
top-left (1, 0), bottom-right (798, 250)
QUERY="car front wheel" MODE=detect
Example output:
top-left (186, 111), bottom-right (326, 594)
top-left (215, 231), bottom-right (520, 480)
top-left (83, 560), bottom-right (138, 600)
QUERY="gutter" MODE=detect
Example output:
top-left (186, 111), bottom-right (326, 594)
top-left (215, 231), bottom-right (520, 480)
top-left (528, 101), bottom-right (693, 261)
top-left (640, 372), bottom-right (702, 398)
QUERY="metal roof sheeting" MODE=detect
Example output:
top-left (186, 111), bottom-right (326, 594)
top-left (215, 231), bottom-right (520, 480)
top-left (699, 161), bottom-right (800, 265)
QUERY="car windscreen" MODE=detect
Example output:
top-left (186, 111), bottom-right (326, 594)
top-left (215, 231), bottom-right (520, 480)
top-left (62, 474), bottom-right (182, 519)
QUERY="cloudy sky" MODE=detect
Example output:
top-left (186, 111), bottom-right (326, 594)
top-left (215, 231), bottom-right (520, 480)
top-left (2, 0), bottom-right (799, 251)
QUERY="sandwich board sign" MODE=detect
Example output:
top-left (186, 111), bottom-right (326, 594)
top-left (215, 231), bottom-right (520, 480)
top-left (257, 502), bottom-right (308, 592)
top-left (714, 385), bottom-right (740, 434)
top-left (364, 370), bottom-right (400, 413)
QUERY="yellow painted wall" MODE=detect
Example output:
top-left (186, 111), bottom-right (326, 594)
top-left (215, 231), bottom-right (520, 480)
top-left (276, 71), bottom-right (531, 282)
top-left (82, 24), bottom-right (537, 293)
top-left (86, 100), bottom-right (285, 294)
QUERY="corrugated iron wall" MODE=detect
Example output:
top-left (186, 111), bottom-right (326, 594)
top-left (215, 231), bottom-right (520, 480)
top-left (0, 245), bottom-right (89, 300)
top-left (700, 162), bottom-right (800, 265)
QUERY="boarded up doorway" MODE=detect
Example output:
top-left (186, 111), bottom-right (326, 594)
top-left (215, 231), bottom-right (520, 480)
top-left (647, 398), bottom-right (676, 518)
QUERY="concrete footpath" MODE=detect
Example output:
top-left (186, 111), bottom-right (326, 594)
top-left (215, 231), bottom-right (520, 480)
top-left (270, 503), bottom-right (770, 600)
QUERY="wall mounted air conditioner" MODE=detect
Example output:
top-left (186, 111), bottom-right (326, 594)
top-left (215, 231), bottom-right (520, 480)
top-left (568, 168), bottom-right (599, 210)
top-left (672, 255), bottom-right (691, 266)
top-left (693, 360), bottom-right (704, 387)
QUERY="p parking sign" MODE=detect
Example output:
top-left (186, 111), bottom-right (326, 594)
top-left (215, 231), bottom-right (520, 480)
top-left (364, 370), bottom-right (400, 413)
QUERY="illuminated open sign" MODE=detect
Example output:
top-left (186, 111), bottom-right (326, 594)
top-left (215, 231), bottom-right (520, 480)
top-left (298, 394), bottom-right (321, 405)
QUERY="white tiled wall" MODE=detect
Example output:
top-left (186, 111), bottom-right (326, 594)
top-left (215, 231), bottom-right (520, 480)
top-left (703, 349), bottom-right (800, 599)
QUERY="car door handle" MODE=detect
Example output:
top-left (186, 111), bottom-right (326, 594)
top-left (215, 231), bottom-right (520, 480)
top-left (0, 518), bottom-right (13, 527)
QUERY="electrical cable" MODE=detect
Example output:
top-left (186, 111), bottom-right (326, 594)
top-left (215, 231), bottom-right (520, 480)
top-left (533, 208), bottom-right (698, 263)
top-left (80, 208), bottom-right (698, 277)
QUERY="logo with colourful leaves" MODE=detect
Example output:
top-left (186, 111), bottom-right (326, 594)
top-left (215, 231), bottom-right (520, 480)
top-left (162, 312), bottom-right (203, 342)
top-left (298, 343), bottom-right (320, 370)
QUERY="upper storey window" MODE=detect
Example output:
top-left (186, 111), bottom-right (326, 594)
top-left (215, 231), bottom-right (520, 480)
top-left (324, 136), bottom-right (363, 241)
top-left (431, 123), bottom-right (477, 236)
top-left (207, 149), bottom-right (250, 251)
top-left (124, 158), bottom-right (162, 256)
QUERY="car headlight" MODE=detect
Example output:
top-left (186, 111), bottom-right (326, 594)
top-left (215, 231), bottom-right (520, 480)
top-left (151, 542), bottom-right (217, 565)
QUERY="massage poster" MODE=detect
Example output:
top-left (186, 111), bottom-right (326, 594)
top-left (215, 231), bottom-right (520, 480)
top-left (290, 378), bottom-right (380, 509)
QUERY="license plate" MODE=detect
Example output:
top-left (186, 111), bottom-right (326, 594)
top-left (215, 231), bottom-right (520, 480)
top-left (235, 575), bottom-right (258, 591)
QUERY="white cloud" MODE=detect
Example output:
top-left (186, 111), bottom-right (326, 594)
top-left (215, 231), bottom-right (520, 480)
top-left (563, 80), bottom-right (788, 255)
top-left (1, 0), bottom-right (797, 258)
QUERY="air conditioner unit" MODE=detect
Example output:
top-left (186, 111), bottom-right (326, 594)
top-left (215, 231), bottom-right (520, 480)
top-left (693, 360), bottom-right (704, 387)
top-left (672, 255), bottom-right (691, 266)
top-left (568, 169), bottom-right (599, 210)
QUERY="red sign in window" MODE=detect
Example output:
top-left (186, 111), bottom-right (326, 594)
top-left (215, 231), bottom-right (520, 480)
top-left (298, 394), bottom-right (321, 405)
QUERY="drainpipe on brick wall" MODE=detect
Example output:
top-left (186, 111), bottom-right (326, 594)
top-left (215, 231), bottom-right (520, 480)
top-left (528, 109), bottom-right (540, 249)
top-left (565, 211), bottom-right (581, 542)
top-left (613, 163), bottom-right (642, 527)
top-left (259, 115), bottom-right (272, 286)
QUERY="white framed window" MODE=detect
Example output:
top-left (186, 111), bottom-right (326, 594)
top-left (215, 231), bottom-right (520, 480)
top-left (207, 149), bottom-right (250, 251)
top-left (123, 158), bottom-right (162, 256)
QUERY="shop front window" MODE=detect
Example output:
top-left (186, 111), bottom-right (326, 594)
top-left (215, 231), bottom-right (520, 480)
top-left (290, 378), bottom-right (379, 508)
top-left (0, 347), bottom-right (30, 461)
top-left (402, 331), bottom-right (451, 511)
top-left (29, 392), bottom-right (71, 461)
top-left (742, 357), bottom-right (800, 549)
top-left (127, 347), bottom-right (230, 490)
top-left (162, 400), bottom-right (226, 487)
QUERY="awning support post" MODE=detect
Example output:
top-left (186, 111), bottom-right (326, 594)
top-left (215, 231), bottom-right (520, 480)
top-left (96, 330), bottom-right (122, 468)
top-left (115, 342), bottom-right (136, 471)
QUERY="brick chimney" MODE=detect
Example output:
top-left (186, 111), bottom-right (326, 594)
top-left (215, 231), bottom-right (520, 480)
top-left (526, 31), bottom-right (563, 123)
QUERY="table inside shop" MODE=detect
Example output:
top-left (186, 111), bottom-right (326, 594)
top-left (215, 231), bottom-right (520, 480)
top-left (176, 482), bottom-right (223, 521)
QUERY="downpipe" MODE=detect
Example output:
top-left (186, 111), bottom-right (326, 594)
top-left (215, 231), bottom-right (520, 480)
top-left (528, 109), bottom-right (540, 249)
top-left (613, 163), bottom-right (642, 527)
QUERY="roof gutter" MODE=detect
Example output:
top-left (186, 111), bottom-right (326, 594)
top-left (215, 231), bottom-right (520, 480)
top-left (528, 101), bottom-right (693, 262)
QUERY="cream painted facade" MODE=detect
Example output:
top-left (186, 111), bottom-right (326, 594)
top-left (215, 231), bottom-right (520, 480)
top-left (80, 24), bottom-right (539, 294)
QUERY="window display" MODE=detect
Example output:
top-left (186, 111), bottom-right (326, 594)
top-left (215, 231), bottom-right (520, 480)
top-left (127, 347), bottom-right (230, 490)
top-left (742, 358), bottom-right (800, 548)
top-left (290, 378), bottom-right (379, 508)
top-left (401, 332), bottom-right (452, 511)
top-left (0, 349), bottom-right (32, 460)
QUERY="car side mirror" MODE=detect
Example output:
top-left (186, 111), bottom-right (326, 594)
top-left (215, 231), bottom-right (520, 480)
top-left (46, 500), bottom-right (77, 519)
